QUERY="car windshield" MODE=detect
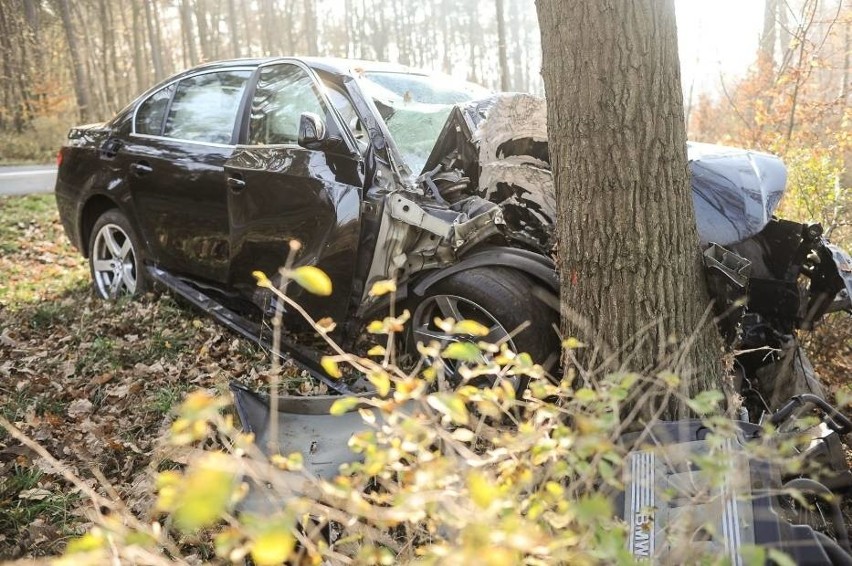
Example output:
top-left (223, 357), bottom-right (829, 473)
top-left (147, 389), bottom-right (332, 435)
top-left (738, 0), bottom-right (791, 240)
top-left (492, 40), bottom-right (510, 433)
top-left (359, 71), bottom-right (490, 174)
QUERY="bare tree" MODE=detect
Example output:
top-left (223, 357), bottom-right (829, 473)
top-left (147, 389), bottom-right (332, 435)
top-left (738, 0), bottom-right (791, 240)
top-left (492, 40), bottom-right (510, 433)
top-left (536, 0), bottom-right (723, 415)
top-left (55, 0), bottom-right (92, 122)
top-left (495, 0), bottom-right (510, 91)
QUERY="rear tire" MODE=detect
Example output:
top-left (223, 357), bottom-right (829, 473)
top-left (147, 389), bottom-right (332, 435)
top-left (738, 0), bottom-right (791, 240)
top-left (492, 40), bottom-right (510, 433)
top-left (88, 209), bottom-right (148, 299)
top-left (408, 266), bottom-right (559, 393)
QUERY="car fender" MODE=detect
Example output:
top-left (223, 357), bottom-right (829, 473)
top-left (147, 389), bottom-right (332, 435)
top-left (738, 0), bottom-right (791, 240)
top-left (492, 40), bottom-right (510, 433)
top-left (75, 185), bottom-right (141, 258)
top-left (411, 246), bottom-right (559, 311)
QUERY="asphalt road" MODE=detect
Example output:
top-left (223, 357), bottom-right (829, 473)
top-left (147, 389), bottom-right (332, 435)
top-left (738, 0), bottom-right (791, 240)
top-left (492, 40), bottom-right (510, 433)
top-left (0, 165), bottom-right (57, 196)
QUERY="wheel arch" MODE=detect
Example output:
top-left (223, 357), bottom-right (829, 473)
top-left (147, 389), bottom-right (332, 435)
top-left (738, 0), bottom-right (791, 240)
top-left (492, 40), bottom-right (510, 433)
top-left (78, 194), bottom-right (119, 258)
top-left (411, 246), bottom-right (559, 312)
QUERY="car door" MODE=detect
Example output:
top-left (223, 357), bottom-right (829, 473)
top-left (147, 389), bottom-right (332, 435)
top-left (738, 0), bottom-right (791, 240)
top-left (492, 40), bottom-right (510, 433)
top-left (226, 61), bottom-right (365, 322)
top-left (123, 68), bottom-right (252, 283)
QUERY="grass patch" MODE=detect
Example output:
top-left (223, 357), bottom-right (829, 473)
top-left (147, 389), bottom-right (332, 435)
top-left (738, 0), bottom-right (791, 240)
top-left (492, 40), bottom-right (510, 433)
top-left (0, 194), bottom-right (274, 558)
top-left (0, 464), bottom-right (81, 554)
top-left (0, 194), bottom-right (88, 306)
top-left (149, 383), bottom-right (191, 416)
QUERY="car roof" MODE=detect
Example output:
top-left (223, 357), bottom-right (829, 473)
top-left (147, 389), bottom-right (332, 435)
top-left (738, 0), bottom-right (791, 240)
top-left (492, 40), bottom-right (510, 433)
top-left (187, 56), bottom-right (432, 78)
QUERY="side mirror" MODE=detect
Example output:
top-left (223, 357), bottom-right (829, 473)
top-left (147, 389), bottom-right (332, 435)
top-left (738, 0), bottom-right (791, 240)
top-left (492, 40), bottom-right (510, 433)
top-left (298, 112), bottom-right (328, 150)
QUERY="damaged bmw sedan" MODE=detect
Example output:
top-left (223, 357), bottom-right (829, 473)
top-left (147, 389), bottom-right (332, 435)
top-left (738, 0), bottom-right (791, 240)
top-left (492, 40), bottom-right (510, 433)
top-left (54, 57), bottom-right (563, 382)
top-left (56, 56), bottom-right (851, 400)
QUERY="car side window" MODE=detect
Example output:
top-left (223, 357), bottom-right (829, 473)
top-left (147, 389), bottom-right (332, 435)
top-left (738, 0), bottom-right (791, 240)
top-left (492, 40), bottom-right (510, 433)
top-left (163, 70), bottom-right (251, 144)
top-left (249, 64), bottom-right (326, 146)
top-left (135, 84), bottom-right (175, 135)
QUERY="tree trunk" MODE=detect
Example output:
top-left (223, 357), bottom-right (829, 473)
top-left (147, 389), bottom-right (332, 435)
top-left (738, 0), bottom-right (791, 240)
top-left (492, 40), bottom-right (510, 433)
top-left (536, 0), bottom-right (723, 418)
top-left (131, 1), bottom-right (147, 92)
top-left (303, 0), bottom-right (318, 56)
top-left (180, 0), bottom-right (199, 66)
top-left (55, 0), bottom-right (92, 122)
top-left (495, 0), bottom-right (510, 91)
top-left (144, 0), bottom-right (165, 81)
top-left (761, 0), bottom-right (778, 64)
top-left (194, 0), bottom-right (213, 61)
top-left (227, 0), bottom-right (241, 58)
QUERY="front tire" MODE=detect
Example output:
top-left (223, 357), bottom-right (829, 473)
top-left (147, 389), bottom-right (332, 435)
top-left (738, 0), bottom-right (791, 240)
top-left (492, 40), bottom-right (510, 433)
top-left (88, 209), bottom-right (148, 299)
top-left (408, 266), bottom-right (559, 392)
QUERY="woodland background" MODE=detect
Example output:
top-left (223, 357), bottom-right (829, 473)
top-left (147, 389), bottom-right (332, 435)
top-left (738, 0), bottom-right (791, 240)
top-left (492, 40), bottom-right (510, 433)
top-left (0, 0), bottom-right (850, 559)
top-left (0, 0), bottom-right (848, 246)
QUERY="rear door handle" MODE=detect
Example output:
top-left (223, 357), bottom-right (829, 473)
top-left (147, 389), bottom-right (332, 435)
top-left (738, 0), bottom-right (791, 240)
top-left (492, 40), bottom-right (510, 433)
top-left (130, 161), bottom-right (152, 176)
top-left (227, 175), bottom-right (246, 192)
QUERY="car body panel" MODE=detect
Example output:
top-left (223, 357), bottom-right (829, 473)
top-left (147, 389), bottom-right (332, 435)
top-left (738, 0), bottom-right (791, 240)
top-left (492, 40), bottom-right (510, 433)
top-left (121, 135), bottom-right (234, 282)
top-left (225, 146), bottom-right (364, 322)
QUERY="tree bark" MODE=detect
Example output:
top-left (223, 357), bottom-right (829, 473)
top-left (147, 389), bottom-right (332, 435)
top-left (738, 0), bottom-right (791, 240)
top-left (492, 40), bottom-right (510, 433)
top-left (55, 0), bottom-right (92, 122)
top-left (536, 0), bottom-right (723, 417)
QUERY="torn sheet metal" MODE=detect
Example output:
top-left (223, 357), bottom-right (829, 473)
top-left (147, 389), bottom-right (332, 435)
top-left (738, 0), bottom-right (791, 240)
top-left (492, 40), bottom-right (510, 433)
top-left (472, 95), bottom-right (555, 252)
top-left (231, 382), bottom-right (373, 479)
top-left (419, 94), bottom-right (790, 251)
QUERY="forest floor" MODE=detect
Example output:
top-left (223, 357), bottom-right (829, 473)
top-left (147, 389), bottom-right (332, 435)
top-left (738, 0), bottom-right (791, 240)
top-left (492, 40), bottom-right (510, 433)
top-left (0, 194), bottom-right (316, 559)
top-left (0, 193), bottom-right (850, 559)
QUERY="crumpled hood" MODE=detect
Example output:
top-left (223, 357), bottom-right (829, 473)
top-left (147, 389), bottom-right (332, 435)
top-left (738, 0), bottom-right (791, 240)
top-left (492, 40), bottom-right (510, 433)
top-left (422, 94), bottom-right (787, 249)
top-left (687, 142), bottom-right (787, 246)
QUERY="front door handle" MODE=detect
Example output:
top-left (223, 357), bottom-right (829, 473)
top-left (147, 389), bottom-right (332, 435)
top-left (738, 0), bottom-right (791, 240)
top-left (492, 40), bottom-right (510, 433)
top-left (130, 161), bottom-right (152, 176)
top-left (227, 175), bottom-right (246, 192)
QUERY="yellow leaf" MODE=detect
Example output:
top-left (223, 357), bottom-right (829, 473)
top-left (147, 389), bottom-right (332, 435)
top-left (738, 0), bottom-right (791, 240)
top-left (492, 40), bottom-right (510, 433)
top-left (452, 319), bottom-right (490, 337)
top-left (251, 525), bottom-right (295, 566)
top-left (330, 396), bottom-right (360, 416)
top-left (442, 342), bottom-right (481, 362)
top-left (252, 270), bottom-right (272, 288)
top-left (290, 266), bottom-right (332, 296)
top-left (366, 320), bottom-right (385, 334)
top-left (321, 356), bottom-right (342, 379)
top-left (366, 345), bottom-right (386, 357)
top-left (427, 393), bottom-right (469, 425)
top-left (467, 471), bottom-right (495, 509)
top-left (369, 279), bottom-right (397, 297)
top-left (368, 370), bottom-right (391, 396)
top-left (65, 530), bottom-right (107, 554)
top-left (173, 453), bottom-right (236, 532)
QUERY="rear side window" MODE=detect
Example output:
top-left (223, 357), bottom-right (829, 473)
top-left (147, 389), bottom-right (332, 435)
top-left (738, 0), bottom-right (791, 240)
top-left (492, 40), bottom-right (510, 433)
top-left (135, 84), bottom-right (175, 135)
top-left (249, 64), bottom-right (326, 146)
top-left (163, 70), bottom-right (251, 144)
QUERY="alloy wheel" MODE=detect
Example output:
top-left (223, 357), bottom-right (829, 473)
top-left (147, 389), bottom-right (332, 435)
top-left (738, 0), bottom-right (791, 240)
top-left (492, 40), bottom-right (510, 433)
top-left (411, 293), bottom-right (517, 383)
top-left (91, 223), bottom-right (138, 299)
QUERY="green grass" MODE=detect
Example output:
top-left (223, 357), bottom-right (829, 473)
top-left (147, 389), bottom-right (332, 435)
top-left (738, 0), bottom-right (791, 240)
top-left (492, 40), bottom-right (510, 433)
top-left (149, 383), bottom-right (191, 416)
top-left (0, 194), bottom-right (88, 305)
top-left (0, 465), bottom-right (81, 543)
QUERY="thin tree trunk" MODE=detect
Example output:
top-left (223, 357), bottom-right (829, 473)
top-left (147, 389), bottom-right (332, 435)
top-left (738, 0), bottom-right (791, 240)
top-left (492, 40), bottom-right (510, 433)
top-left (194, 0), bottom-right (213, 61)
top-left (495, 0), bottom-right (510, 91)
top-left (303, 0), bottom-right (318, 56)
top-left (55, 0), bottom-right (92, 122)
top-left (536, 0), bottom-right (723, 418)
top-left (227, 0), bottom-right (241, 58)
top-left (761, 0), bottom-right (778, 64)
top-left (144, 0), bottom-right (165, 81)
top-left (132, 1), bottom-right (147, 92)
top-left (180, 0), bottom-right (198, 66)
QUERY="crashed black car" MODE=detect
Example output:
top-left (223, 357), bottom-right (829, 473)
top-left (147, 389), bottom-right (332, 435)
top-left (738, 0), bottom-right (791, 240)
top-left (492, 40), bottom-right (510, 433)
top-left (55, 57), bottom-right (563, 381)
top-left (55, 57), bottom-right (852, 561)
top-left (56, 56), bottom-right (850, 396)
